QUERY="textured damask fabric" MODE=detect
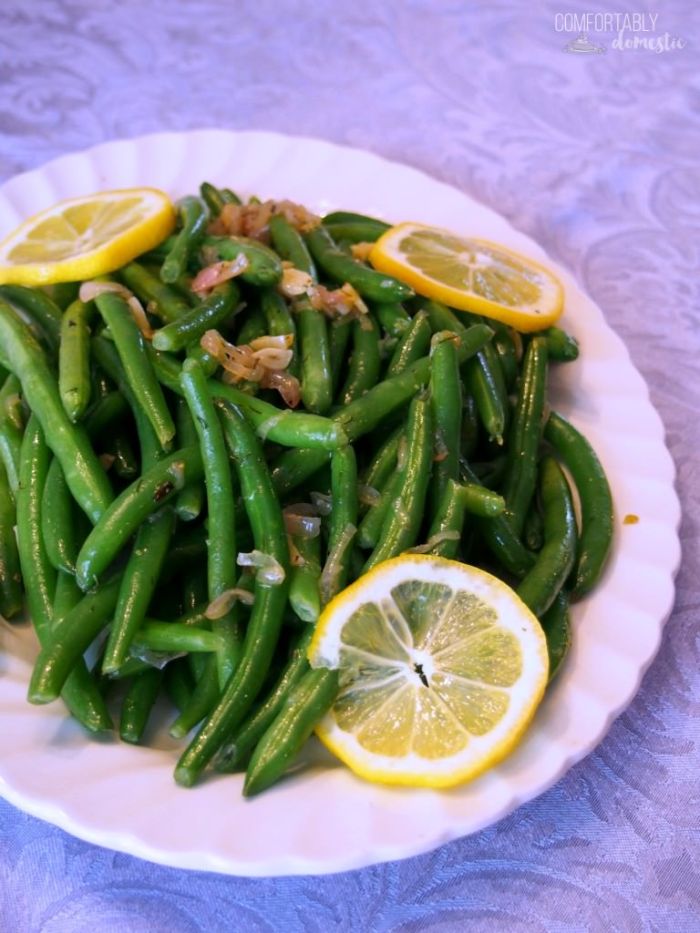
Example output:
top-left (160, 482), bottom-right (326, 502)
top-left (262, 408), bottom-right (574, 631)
top-left (0, 1), bottom-right (698, 930)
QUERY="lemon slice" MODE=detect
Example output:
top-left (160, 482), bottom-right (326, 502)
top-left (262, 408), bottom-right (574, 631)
top-left (308, 554), bottom-right (548, 788)
top-left (0, 188), bottom-right (176, 286)
top-left (369, 222), bottom-right (564, 332)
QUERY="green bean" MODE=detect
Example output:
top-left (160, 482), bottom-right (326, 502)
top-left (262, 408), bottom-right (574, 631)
top-left (323, 220), bottom-right (387, 243)
top-left (243, 666), bottom-right (339, 797)
top-left (364, 394), bottom-right (433, 571)
top-left (52, 569), bottom-right (82, 621)
top-left (236, 302), bottom-right (267, 347)
top-left (28, 576), bottom-right (121, 703)
top-left (337, 315), bottom-right (381, 405)
top-left (544, 411), bottom-right (614, 598)
top-left (120, 667), bottom-right (163, 744)
top-left (83, 391), bottom-right (129, 439)
top-left (539, 589), bottom-right (571, 683)
top-left (305, 225), bottom-right (413, 303)
top-left (327, 317), bottom-right (353, 395)
top-left (0, 372), bottom-right (24, 432)
top-left (173, 398), bottom-right (204, 522)
top-left (322, 210), bottom-right (390, 229)
top-left (152, 281), bottom-right (239, 352)
top-left (524, 500), bottom-right (544, 552)
top-left (75, 446), bottom-right (203, 590)
top-left (465, 346), bottom-right (507, 445)
top-left (175, 399), bottom-right (290, 786)
top-left (268, 214), bottom-right (316, 276)
top-left (131, 622), bottom-right (224, 655)
top-left (59, 299), bottom-right (93, 422)
top-left (106, 431), bottom-right (139, 480)
top-left (490, 322), bottom-right (518, 390)
top-left (0, 284), bottom-right (62, 350)
top-left (427, 478), bottom-right (506, 558)
top-left (0, 429), bottom-right (24, 483)
top-left (212, 382), bottom-right (346, 449)
top-left (94, 292), bottom-right (175, 449)
top-left (288, 530), bottom-right (321, 623)
top-left (460, 394), bottom-right (480, 460)
top-left (296, 298), bottom-right (333, 414)
top-left (200, 181), bottom-right (241, 214)
top-left (270, 448), bottom-right (330, 498)
top-left (120, 262), bottom-right (193, 323)
top-left (387, 309), bottom-right (432, 376)
top-left (182, 358), bottom-right (242, 686)
top-left (41, 457), bottom-right (83, 573)
top-left (516, 456), bottom-right (577, 618)
top-left (101, 506), bottom-right (176, 674)
top-left (215, 625), bottom-right (314, 772)
top-left (430, 332), bottom-right (462, 509)
top-left (373, 301), bottom-right (411, 338)
top-left (357, 467), bottom-right (402, 550)
top-left (501, 335), bottom-right (548, 536)
top-left (161, 196), bottom-right (208, 284)
top-left (260, 288), bottom-right (299, 376)
top-left (44, 282), bottom-right (79, 311)
top-left (165, 659), bottom-right (195, 713)
top-left (359, 426), bottom-right (403, 502)
top-left (201, 236), bottom-right (283, 288)
top-left (0, 460), bottom-right (22, 618)
top-left (268, 220), bottom-right (334, 414)
top-left (460, 459), bottom-right (535, 577)
top-left (543, 326), bottom-right (579, 362)
top-left (0, 300), bottom-right (113, 523)
top-left (322, 444), bottom-right (359, 603)
top-left (169, 653), bottom-right (220, 738)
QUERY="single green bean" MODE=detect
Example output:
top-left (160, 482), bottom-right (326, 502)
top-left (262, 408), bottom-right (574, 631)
top-left (540, 589), bottom-right (571, 683)
top-left (544, 411), bottom-right (613, 598)
top-left (152, 281), bottom-right (239, 352)
top-left (387, 309), bottom-right (432, 376)
top-left (364, 394), bottom-right (433, 571)
top-left (165, 659), bottom-right (196, 713)
top-left (169, 653), bottom-right (220, 738)
top-left (0, 460), bottom-right (22, 617)
top-left (373, 301), bottom-right (411, 338)
top-left (182, 358), bottom-right (242, 686)
top-left (0, 374), bottom-right (24, 496)
top-left (322, 210), bottom-right (390, 228)
top-left (161, 196), bottom-right (208, 283)
top-left (337, 315), bottom-right (381, 405)
top-left (268, 214), bottom-right (317, 277)
top-left (75, 446), bottom-right (203, 590)
top-left (41, 457), bottom-right (83, 573)
top-left (94, 292), bottom-right (175, 449)
top-left (430, 332), bottom-right (462, 508)
top-left (465, 347), bottom-right (507, 445)
top-left (260, 288), bottom-right (299, 376)
top-left (173, 398), bottom-right (204, 522)
top-left (200, 181), bottom-right (241, 214)
top-left (131, 622), bottom-right (224, 656)
top-left (322, 444), bottom-right (359, 603)
top-left (101, 506), bottom-right (176, 674)
top-left (543, 326), bottom-right (579, 362)
top-left (516, 456), bottom-right (577, 618)
top-left (322, 220), bottom-right (387, 243)
top-left (201, 235), bottom-right (283, 288)
top-left (328, 317), bottom-right (353, 395)
top-left (120, 261), bottom-right (193, 323)
top-left (0, 284), bottom-right (62, 350)
top-left (120, 667), bottom-right (163, 744)
top-left (288, 531), bottom-right (321, 623)
top-left (305, 225), bottom-right (413, 303)
top-left (502, 335), bottom-right (548, 536)
top-left (59, 299), bottom-right (93, 422)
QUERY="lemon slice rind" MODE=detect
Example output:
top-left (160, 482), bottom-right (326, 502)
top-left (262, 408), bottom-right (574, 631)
top-left (309, 554), bottom-right (549, 789)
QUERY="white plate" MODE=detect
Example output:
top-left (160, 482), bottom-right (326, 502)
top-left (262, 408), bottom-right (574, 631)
top-left (0, 130), bottom-right (681, 876)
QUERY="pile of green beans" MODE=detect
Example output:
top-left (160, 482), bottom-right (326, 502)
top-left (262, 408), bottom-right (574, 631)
top-left (0, 183), bottom-right (613, 796)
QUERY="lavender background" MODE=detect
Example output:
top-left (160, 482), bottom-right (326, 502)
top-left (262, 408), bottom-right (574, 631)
top-left (0, 1), bottom-right (698, 929)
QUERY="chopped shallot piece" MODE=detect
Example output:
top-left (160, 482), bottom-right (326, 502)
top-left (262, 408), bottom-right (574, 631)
top-left (200, 329), bottom-right (300, 407)
top-left (309, 282), bottom-right (369, 324)
top-left (191, 255), bottom-right (249, 295)
top-left (409, 531), bottom-right (460, 554)
top-left (310, 491), bottom-right (333, 515)
top-left (283, 505), bottom-right (322, 539)
top-left (358, 484), bottom-right (381, 507)
top-left (208, 199), bottom-right (320, 241)
top-left (79, 280), bottom-right (154, 339)
top-left (279, 264), bottom-right (314, 298)
top-left (204, 588), bottom-right (255, 619)
top-left (237, 549), bottom-right (286, 586)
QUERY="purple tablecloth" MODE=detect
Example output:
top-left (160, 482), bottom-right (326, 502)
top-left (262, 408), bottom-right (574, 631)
top-left (0, 1), bottom-right (698, 929)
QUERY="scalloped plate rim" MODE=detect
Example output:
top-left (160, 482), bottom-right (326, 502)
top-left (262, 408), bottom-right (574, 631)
top-left (0, 129), bottom-right (682, 876)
